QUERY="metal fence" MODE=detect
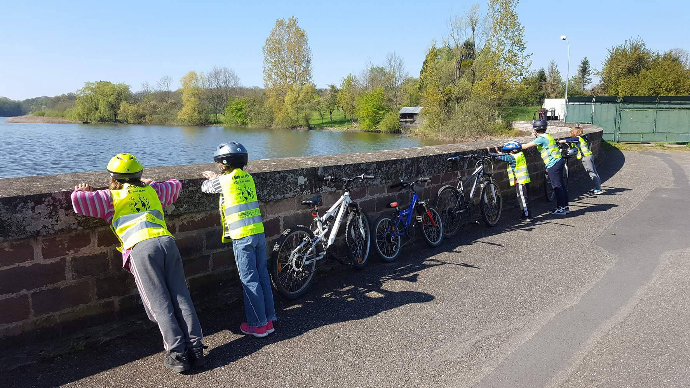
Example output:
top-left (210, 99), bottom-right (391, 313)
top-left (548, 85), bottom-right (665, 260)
top-left (566, 96), bottom-right (690, 142)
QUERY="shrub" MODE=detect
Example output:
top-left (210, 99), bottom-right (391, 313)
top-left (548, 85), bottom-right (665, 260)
top-left (377, 111), bottom-right (401, 133)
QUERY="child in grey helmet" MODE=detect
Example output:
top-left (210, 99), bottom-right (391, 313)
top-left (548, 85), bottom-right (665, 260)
top-left (201, 142), bottom-right (277, 337)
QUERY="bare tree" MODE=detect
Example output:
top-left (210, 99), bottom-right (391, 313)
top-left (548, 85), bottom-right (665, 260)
top-left (156, 76), bottom-right (173, 103)
top-left (206, 66), bottom-right (242, 122)
top-left (384, 52), bottom-right (408, 107)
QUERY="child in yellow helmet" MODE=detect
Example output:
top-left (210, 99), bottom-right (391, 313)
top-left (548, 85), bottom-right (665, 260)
top-left (71, 153), bottom-right (205, 373)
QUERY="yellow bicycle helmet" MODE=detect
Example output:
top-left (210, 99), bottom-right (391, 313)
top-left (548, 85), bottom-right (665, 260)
top-left (107, 153), bottom-right (144, 181)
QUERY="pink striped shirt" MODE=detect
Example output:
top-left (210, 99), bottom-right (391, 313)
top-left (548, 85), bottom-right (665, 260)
top-left (71, 180), bottom-right (182, 271)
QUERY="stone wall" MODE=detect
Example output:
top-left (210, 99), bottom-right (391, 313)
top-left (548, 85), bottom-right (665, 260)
top-left (0, 126), bottom-right (603, 347)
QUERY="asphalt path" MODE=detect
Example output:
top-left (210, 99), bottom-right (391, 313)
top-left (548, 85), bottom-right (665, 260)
top-left (3, 147), bottom-right (690, 388)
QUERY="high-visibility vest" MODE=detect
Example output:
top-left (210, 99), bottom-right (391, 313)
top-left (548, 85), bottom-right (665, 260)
top-left (218, 168), bottom-right (264, 242)
top-left (537, 133), bottom-right (562, 166)
top-left (507, 152), bottom-right (531, 186)
top-left (576, 136), bottom-right (592, 159)
top-left (111, 184), bottom-right (172, 251)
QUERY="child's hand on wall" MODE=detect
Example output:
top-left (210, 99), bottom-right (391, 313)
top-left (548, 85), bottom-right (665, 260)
top-left (202, 171), bottom-right (218, 180)
top-left (141, 178), bottom-right (153, 185)
top-left (74, 183), bottom-right (92, 191)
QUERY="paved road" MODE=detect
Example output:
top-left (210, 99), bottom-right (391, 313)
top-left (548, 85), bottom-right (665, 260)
top-left (3, 148), bottom-right (690, 388)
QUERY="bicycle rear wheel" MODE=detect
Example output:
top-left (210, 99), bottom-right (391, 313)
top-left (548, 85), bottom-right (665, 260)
top-left (372, 214), bottom-right (401, 262)
top-left (420, 206), bottom-right (443, 247)
top-left (270, 226), bottom-right (317, 299)
top-left (345, 209), bottom-right (371, 269)
top-left (480, 181), bottom-right (502, 227)
top-left (435, 185), bottom-right (462, 238)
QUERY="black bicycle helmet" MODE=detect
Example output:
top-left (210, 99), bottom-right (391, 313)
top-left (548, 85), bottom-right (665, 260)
top-left (214, 142), bottom-right (248, 167)
top-left (532, 119), bottom-right (548, 131)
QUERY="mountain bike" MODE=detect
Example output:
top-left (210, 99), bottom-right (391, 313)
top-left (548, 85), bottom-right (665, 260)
top-left (270, 174), bottom-right (374, 299)
top-left (435, 153), bottom-right (503, 238)
top-left (372, 178), bottom-right (443, 262)
top-left (544, 142), bottom-right (574, 202)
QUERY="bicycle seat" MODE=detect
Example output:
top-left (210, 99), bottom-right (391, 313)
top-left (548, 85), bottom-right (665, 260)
top-left (301, 195), bottom-right (322, 206)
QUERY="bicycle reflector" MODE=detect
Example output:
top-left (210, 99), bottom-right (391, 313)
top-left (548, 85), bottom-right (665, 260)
top-left (312, 211), bottom-right (318, 217)
top-left (390, 202), bottom-right (398, 208)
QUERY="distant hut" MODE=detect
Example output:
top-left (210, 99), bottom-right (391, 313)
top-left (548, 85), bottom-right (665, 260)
top-left (399, 107), bottom-right (423, 127)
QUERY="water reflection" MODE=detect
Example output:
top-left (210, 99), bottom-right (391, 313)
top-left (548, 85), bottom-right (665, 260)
top-left (0, 119), bottom-right (450, 178)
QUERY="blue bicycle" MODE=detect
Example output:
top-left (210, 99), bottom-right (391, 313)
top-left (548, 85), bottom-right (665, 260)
top-left (372, 178), bottom-right (444, 262)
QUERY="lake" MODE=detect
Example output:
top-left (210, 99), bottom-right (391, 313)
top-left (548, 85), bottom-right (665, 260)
top-left (0, 119), bottom-right (449, 178)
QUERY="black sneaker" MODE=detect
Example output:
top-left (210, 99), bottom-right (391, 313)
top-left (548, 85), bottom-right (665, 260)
top-left (188, 345), bottom-right (208, 368)
top-left (164, 351), bottom-right (190, 373)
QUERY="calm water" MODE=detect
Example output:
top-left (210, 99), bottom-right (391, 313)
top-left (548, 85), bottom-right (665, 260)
top-left (0, 118), bottom-right (448, 178)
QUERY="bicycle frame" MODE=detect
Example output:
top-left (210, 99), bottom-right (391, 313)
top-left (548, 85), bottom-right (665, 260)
top-left (393, 190), bottom-right (421, 236)
top-left (454, 157), bottom-right (493, 205)
top-left (313, 191), bottom-right (352, 248)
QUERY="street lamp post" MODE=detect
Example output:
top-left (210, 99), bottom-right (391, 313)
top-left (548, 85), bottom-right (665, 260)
top-left (561, 35), bottom-right (570, 121)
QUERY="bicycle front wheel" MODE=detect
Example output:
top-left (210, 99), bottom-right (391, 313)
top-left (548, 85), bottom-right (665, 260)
top-left (270, 226), bottom-right (317, 299)
top-left (345, 209), bottom-right (371, 269)
top-left (435, 185), bottom-right (462, 238)
top-left (480, 181), bottom-right (502, 227)
top-left (420, 206), bottom-right (443, 247)
top-left (373, 215), bottom-right (401, 262)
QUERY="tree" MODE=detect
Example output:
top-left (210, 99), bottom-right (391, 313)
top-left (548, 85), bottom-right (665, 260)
top-left (178, 71), bottom-right (209, 125)
top-left (484, 0), bottom-right (531, 82)
top-left (544, 60), bottom-right (563, 98)
top-left (324, 84), bottom-right (339, 121)
top-left (577, 57), bottom-right (592, 92)
top-left (74, 81), bottom-right (131, 122)
top-left (0, 97), bottom-right (24, 116)
top-left (601, 38), bottom-right (690, 96)
top-left (384, 52), bottom-right (409, 108)
top-left (337, 74), bottom-right (358, 124)
top-left (225, 98), bottom-right (249, 126)
top-left (206, 66), bottom-right (241, 123)
top-left (356, 88), bottom-right (388, 130)
top-left (263, 16), bottom-right (313, 127)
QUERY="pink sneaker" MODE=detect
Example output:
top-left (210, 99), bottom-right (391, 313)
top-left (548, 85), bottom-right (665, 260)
top-left (240, 322), bottom-right (268, 338)
top-left (266, 320), bottom-right (275, 334)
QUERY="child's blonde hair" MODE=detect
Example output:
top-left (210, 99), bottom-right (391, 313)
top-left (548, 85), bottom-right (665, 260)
top-left (109, 177), bottom-right (146, 190)
top-left (570, 127), bottom-right (584, 137)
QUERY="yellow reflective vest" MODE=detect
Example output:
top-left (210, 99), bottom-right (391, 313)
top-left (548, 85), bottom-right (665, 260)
top-left (507, 152), bottom-right (531, 186)
top-left (111, 184), bottom-right (172, 251)
top-left (576, 136), bottom-right (592, 159)
top-left (537, 133), bottom-right (562, 166)
top-left (219, 168), bottom-right (264, 242)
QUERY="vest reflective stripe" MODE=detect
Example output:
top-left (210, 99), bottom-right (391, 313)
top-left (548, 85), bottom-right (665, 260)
top-left (119, 221), bottom-right (166, 243)
top-left (219, 169), bottom-right (264, 241)
top-left (112, 209), bottom-right (165, 229)
top-left (223, 201), bottom-right (260, 216)
top-left (227, 215), bottom-right (264, 230)
top-left (111, 185), bottom-right (172, 251)
top-left (577, 136), bottom-right (592, 159)
top-left (507, 152), bottom-right (531, 186)
top-left (538, 134), bottom-right (562, 166)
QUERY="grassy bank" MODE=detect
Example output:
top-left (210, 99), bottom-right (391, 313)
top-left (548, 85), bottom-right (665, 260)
top-left (5, 115), bottom-right (79, 124)
top-left (498, 106), bottom-right (540, 121)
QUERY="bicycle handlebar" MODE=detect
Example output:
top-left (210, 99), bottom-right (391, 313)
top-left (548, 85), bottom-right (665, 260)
top-left (389, 177), bottom-right (431, 190)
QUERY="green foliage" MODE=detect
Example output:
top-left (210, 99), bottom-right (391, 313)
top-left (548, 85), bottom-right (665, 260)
top-left (601, 38), bottom-right (690, 97)
top-left (73, 81), bottom-right (131, 122)
top-left (485, 0), bottom-right (531, 82)
top-left (33, 110), bottom-right (46, 116)
top-left (356, 88), bottom-right (388, 130)
top-left (225, 98), bottom-right (249, 126)
top-left (118, 101), bottom-right (146, 124)
top-left (377, 111), bottom-right (402, 133)
top-left (178, 71), bottom-right (210, 125)
top-left (400, 77), bottom-right (421, 107)
top-left (337, 74), bottom-right (358, 123)
top-left (577, 57), bottom-right (592, 91)
top-left (544, 60), bottom-right (563, 98)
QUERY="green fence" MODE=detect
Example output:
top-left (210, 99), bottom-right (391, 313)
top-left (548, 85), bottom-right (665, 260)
top-left (566, 96), bottom-right (690, 142)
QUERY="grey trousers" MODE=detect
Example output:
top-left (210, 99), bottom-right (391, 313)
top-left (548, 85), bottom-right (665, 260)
top-left (581, 155), bottom-right (602, 191)
top-left (130, 236), bottom-right (203, 353)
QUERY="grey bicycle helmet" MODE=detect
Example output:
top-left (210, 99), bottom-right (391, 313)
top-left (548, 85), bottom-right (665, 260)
top-left (214, 142), bottom-right (248, 167)
top-left (532, 119), bottom-right (548, 131)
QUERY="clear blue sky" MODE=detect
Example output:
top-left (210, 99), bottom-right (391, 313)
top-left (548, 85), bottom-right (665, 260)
top-left (1, 0), bottom-right (688, 100)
